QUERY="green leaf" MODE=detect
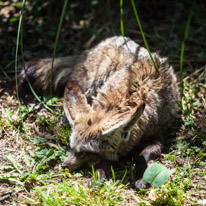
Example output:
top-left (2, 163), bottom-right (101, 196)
top-left (43, 96), bottom-right (62, 105)
top-left (152, 169), bottom-right (175, 188)
top-left (199, 83), bottom-right (206, 88)
top-left (197, 152), bottom-right (206, 158)
top-left (21, 151), bottom-right (31, 168)
top-left (33, 148), bottom-right (49, 158)
top-left (19, 106), bottom-right (34, 119)
top-left (33, 137), bottom-right (48, 144)
top-left (0, 1), bottom-right (10, 6)
top-left (6, 154), bottom-right (22, 174)
top-left (0, 120), bottom-right (10, 126)
top-left (10, 16), bottom-right (20, 23)
top-left (192, 102), bottom-right (201, 107)
top-left (143, 162), bottom-right (175, 188)
top-left (4, 108), bottom-right (13, 123)
top-left (0, 165), bottom-right (13, 170)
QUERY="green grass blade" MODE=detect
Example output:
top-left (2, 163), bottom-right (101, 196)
top-left (15, 0), bottom-right (26, 105)
top-left (15, 1), bottom-right (53, 114)
top-left (180, 0), bottom-right (196, 80)
top-left (120, 0), bottom-right (124, 36)
top-left (0, 65), bottom-right (10, 80)
top-left (20, 23), bottom-right (53, 113)
top-left (118, 169), bottom-right (127, 185)
top-left (50, 0), bottom-right (69, 95)
top-left (91, 165), bottom-right (97, 186)
top-left (14, 0), bottom-right (28, 135)
top-left (0, 60), bottom-right (15, 80)
top-left (130, 0), bottom-right (159, 74)
top-left (111, 166), bottom-right (116, 182)
top-left (7, 154), bottom-right (22, 174)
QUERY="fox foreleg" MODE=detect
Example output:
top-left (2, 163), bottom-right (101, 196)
top-left (135, 143), bottom-right (162, 189)
top-left (88, 160), bottom-right (114, 189)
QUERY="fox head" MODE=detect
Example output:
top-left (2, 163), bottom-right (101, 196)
top-left (61, 81), bottom-right (145, 171)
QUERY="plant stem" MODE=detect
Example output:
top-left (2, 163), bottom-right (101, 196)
top-left (120, 0), bottom-right (124, 36)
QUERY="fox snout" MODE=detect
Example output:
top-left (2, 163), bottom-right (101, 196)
top-left (61, 152), bottom-right (81, 171)
top-left (62, 150), bottom-right (101, 171)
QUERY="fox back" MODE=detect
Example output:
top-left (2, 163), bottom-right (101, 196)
top-left (19, 36), bottom-right (180, 170)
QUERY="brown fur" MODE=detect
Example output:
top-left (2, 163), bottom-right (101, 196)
top-left (17, 36), bottom-right (180, 176)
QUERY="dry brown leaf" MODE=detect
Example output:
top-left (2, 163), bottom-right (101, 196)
top-left (148, 189), bottom-right (158, 201)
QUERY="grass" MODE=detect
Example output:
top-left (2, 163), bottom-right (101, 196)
top-left (24, 175), bottom-right (131, 205)
top-left (0, 0), bottom-right (206, 205)
top-left (0, 68), bottom-right (205, 205)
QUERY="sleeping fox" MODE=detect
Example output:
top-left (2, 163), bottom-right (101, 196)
top-left (16, 36), bottom-right (180, 189)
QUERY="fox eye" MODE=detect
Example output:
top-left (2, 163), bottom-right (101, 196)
top-left (77, 152), bottom-right (87, 158)
top-left (87, 119), bottom-right (92, 125)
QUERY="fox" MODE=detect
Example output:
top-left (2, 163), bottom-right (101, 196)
top-left (15, 36), bottom-right (180, 189)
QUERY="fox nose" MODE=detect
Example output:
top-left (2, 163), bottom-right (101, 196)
top-left (61, 156), bottom-right (77, 171)
top-left (61, 157), bottom-right (71, 169)
top-left (61, 162), bottom-right (67, 169)
top-left (61, 162), bottom-right (78, 171)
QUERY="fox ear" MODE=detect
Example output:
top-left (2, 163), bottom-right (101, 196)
top-left (63, 81), bottom-right (91, 126)
top-left (102, 102), bottom-right (145, 135)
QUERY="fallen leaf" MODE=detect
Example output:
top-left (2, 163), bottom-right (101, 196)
top-left (148, 189), bottom-right (158, 201)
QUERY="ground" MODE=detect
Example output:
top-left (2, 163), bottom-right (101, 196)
top-left (0, 1), bottom-right (206, 205)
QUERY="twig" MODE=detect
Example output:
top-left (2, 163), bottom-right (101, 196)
top-left (127, 28), bottom-right (153, 38)
top-left (165, 135), bottom-right (192, 144)
top-left (32, 123), bottom-right (41, 136)
top-left (0, 194), bottom-right (11, 202)
top-left (178, 65), bottom-right (206, 85)
top-left (84, 25), bottom-right (107, 49)
top-left (19, 194), bottom-right (35, 203)
top-left (171, 59), bottom-right (206, 64)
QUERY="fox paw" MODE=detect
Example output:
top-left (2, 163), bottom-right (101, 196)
top-left (135, 179), bottom-right (149, 190)
top-left (88, 177), bottom-right (105, 189)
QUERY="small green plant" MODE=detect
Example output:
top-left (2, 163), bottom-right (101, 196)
top-left (2, 106), bottom-right (34, 136)
top-left (143, 163), bottom-right (175, 188)
top-left (0, 147), bottom-right (67, 192)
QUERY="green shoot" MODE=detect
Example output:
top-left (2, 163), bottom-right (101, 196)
top-left (120, 0), bottom-right (124, 36)
top-left (50, 0), bottom-right (69, 96)
top-left (180, 0), bottom-right (196, 80)
top-left (15, 0), bottom-right (26, 105)
top-left (130, 0), bottom-right (159, 74)
top-left (20, 23), bottom-right (53, 113)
